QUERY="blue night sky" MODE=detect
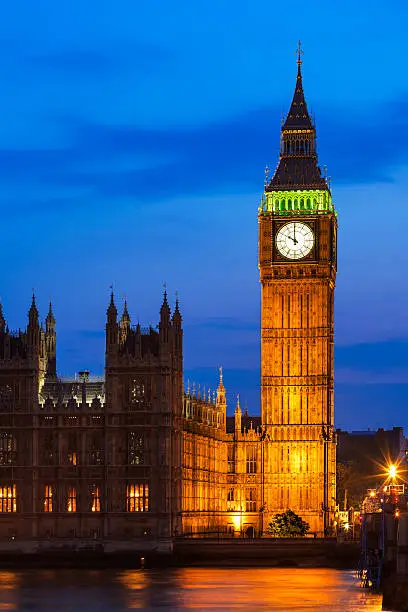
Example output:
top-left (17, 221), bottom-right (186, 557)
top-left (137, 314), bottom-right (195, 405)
top-left (1, 0), bottom-right (408, 431)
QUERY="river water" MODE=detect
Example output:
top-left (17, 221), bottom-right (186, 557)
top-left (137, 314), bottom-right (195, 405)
top-left (0, 568), bottom-right (383, 611)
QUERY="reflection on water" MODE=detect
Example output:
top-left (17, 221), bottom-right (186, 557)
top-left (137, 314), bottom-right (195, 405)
top-left (0, 567), bottom-right (383, 611)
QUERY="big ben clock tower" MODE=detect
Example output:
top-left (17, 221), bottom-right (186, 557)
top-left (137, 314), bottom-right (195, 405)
top-left (259, 45), bottom-right (337, 535)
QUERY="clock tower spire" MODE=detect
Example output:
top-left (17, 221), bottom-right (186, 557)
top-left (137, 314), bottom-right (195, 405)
top-left (259, 47), bottom-right (337, 536)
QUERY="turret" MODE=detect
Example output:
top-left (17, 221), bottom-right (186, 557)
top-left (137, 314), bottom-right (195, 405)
top-left (27, 293), bottom-right (40, 350)
top-left (106, 290), bottom-right (118, 353)
top-left (216, 367), bottom-right (226, 407)
top-left (216, 367), bottom-right (226, 428)
top-left (172, 295), bottom-right (183, 356)
top-left (172, 296), bottom-right (182, 329)
top-left (234, 395), bottom-right (242, 436)
top-left (45, 300), bottom-right (56, 377)
top-left (159, 290), bottom-right (171, 344)
top-left (120, 299), bottom-right (131, 342)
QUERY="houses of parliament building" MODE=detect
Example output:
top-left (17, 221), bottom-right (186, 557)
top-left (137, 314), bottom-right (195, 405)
top-left (0, 53), bottom-right (337, 553)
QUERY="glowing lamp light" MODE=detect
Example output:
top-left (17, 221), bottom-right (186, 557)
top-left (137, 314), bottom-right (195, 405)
top-left (395, 509), bottom-right (400, 519)
top-left (389, 464), bottom-right (397, 480)
top-left (370, 491), bottom-right (376, 498)
top-left (232, 513), bottom-right (242, 531)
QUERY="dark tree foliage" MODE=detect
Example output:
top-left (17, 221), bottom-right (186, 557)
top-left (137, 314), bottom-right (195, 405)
top-left (336, 461), bottom-right (366, 510)
top-left (268, 509), bottom-right (310, 537)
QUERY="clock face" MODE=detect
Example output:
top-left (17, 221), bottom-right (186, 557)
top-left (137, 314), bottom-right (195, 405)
top-left (276, 222), bottom-right (314, 260)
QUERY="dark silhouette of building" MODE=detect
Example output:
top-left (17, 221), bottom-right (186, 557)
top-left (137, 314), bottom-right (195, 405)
top-left (336, 428), bottom-right (408, 509)
top-left (0, 292), bottom-right (183, 552)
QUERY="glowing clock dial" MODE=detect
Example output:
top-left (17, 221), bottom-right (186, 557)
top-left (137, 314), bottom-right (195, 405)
top-left (276, 222), bottom-right (314, 260)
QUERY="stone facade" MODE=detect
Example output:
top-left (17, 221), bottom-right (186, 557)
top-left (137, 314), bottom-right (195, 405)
top-left (258, 54), bottom-right (337, 534)
top-left (0, 294), bottom-right (270, 548)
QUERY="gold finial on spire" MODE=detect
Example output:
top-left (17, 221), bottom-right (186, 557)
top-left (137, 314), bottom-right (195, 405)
top-left (296, 40), bottom-right (303, 67)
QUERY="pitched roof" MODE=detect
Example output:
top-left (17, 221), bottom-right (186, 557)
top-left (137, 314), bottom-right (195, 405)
top-left (267, 156), bottom-right (327, 191)
top-left (282, 63), bottom-right (313, 130)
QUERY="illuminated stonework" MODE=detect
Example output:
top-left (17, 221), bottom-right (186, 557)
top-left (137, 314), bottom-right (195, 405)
top-left (258, 54), bottom-right (337, 535)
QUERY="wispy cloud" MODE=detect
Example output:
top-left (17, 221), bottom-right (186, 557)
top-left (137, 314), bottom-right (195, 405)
top-left (0, 94), bottom-right (408, 218)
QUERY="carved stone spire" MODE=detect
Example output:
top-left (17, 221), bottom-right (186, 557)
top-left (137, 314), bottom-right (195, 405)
top-left (282, 41), bottom-right (313, 130)
top-left (106, 289), bottom-right (117, 324)
top-left (216, 366), bottom-right (226, 409)
top-left (46, 299), bottom-right (55, 331)
top-left (234, 394), bottom-right (242, 434)
top-left (120, 299), bottom-right (131, 329)
top-left (267, 43), bottom-right (328, 192)
top-left (45, 300), bottom-right (57, 378)
top-left (28, 293), bottom-right (39, 327)
top-left (172, 293), bottom-right (182, 327)
top-left (160, 289), bottom-right (171, 320)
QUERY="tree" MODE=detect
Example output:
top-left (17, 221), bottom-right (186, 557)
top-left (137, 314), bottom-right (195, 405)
top-left (336, 461), bottom-right (366, 510)
top-left (267, 509), bottom-right (310, 537)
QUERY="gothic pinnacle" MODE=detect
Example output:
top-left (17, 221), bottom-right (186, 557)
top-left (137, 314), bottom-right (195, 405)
top-left (46, 299), bottom-right (55, 326)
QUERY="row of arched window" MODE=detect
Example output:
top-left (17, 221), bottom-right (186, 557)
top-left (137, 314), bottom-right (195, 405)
top-left (275, 196), bottom-right (318, 211)
top-left (282, 139), bottom-right (313, 155)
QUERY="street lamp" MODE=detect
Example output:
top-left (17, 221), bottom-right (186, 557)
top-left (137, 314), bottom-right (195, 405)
top-left (389, 464), bottom-right (397, 481)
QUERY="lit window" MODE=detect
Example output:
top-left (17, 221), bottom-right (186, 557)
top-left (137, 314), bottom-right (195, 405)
top-left (44, 485), bottom-right (53, 512)
top-left (68, 451), bottom-right (78, 466)
top-left (0, 433), bottom-right (16, 465)
top-left (0, 485), bottom-right (16, 512)
top-left (128, 432), bottom-right (144, 465)
top-left (227, 488), bottom-right (235, 511)
top-left (246, 446), bottom-right (257, 474)
top-left (67, 487), bottom-right (77, 512)
top-left (130, 380), bottom-right (145, 410)
top-left (246, 488), bottom-right (257, 512)
top-left (126, 484), bottom-right (149, 512)
top-left (91, 485), bottom-right (101, 512)
top-left (227, 448), bottom-right (235, 473)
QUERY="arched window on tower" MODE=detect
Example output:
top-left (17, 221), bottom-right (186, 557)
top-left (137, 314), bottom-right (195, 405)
top-left (0, 433), bottom-right (16, 465)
